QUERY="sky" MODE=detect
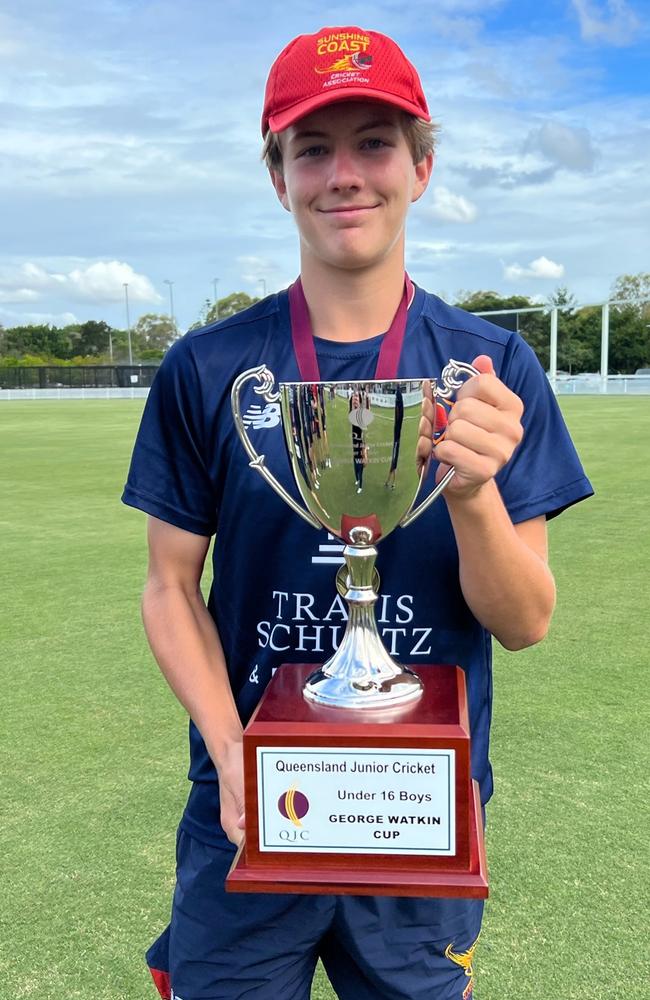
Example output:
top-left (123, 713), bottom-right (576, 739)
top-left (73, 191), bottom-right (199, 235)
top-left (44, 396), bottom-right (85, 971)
top-left (0, 0), bottom-right (648, 332)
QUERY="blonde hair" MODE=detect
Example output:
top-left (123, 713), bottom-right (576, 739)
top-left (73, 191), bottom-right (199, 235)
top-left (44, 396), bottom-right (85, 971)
top-left (262, 112), bottom-right (438, 174)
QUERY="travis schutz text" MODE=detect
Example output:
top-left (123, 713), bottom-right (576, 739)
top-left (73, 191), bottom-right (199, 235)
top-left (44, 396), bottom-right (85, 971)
top-left (256, 589), bottom-right (436, 657)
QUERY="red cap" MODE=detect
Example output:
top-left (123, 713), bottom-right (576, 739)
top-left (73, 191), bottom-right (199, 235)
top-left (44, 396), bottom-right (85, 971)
top-left (262, 26), bottom-right (430, 136)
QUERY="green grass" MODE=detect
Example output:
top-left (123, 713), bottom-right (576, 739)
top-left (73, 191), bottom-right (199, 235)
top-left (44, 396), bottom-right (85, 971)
top-left (0, 397), bottom-right (648, 999)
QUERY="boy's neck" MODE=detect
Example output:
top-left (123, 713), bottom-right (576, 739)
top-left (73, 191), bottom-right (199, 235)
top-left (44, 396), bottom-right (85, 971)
top-left (298, 254), bottom-right (407, 343)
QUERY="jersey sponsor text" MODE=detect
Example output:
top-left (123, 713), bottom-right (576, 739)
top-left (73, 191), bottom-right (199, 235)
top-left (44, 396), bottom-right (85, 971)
top-left (255, 589), bottom-right (433, 658)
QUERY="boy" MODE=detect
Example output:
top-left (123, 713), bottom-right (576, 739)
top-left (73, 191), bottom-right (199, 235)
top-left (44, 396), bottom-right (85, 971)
top-left (123, 25), bottom-right (592, 1000)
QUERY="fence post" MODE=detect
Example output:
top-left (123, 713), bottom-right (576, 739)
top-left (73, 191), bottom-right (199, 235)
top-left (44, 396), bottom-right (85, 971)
top-left (600, 302), bottom-right (610, 394)
top-left (549, 308), bottom-right (558, 390)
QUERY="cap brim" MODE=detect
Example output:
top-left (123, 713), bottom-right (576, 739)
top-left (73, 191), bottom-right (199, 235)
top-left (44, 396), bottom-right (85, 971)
top-left (265, 88), bottom-right (431, 134)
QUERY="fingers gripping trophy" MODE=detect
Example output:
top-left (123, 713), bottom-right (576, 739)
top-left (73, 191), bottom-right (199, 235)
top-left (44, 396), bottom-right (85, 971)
top-left (226, 361), bottom-right (489, 898)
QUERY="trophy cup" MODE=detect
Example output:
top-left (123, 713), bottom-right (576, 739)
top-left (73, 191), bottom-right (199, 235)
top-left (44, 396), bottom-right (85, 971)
top-left (226, 363), bottom-right (488, 898)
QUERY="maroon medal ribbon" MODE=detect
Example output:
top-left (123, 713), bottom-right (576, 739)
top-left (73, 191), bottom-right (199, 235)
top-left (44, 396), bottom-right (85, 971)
top-left (288, 274), bottom-right (414, 382)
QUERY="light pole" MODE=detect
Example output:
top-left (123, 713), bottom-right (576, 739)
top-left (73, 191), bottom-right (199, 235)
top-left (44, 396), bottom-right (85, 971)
top-left (259, 278), bottom-right (267, 299)
top-left (123, 282), bottom-right (133, 365)
top-left (213, 277), bottom-right (219, 317)
top-left (164, 279), bottom-right (175, 330)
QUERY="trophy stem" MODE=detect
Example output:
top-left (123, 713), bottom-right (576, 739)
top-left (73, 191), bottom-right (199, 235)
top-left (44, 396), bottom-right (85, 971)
top-left (303, 540), bottom-right (424, 709)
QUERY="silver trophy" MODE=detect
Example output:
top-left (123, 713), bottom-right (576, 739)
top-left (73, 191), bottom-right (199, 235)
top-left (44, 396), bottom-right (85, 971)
top-left (231, 362), bottom-right (477, 711)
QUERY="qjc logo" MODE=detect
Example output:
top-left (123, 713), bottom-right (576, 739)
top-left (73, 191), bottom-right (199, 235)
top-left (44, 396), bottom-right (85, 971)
top-left (277, 785), bottom-right (310, 842)
top-left (242, 402), bottom-right (281, 429)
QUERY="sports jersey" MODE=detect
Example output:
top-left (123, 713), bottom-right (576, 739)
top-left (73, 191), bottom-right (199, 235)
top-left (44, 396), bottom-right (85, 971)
top-left (122, 284), bottom-right (593, 849)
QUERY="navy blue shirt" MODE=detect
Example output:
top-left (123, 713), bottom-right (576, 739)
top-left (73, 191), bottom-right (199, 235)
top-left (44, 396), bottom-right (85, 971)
top-left (122, 285), bottom-right (593, 847)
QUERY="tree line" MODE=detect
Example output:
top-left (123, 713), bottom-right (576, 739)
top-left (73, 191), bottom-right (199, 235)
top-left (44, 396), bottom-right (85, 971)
top-left (1, 275), bottom-right (648, 373)
top-left (0, 292), bottom-right (260, 367)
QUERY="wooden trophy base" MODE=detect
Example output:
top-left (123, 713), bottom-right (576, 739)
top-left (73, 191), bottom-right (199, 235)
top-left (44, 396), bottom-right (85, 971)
top-left (227, 664), bottom-right (488, 899)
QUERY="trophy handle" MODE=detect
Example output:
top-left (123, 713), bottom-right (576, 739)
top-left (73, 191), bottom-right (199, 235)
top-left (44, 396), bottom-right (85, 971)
top-left (230, 365), bottom-right (321, 530)
top-left (399, 359), bottom-right (480, 529)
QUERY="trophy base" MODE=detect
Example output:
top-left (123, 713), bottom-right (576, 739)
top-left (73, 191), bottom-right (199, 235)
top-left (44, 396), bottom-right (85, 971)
top-left (227, 780), bottom-right (487, 898)
top-left (225, 664), bottom-right (488, 899)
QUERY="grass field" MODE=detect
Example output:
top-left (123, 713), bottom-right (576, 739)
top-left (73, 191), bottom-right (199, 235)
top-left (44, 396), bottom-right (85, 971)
top-left (1, 397), bottom-right (648, 999)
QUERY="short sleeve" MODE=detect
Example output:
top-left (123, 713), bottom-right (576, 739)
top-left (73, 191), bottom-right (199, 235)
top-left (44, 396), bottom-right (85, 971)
top-left (496, 335), bottom-right (593, 522)
top-left (121, 337), bottom-right (218, 536)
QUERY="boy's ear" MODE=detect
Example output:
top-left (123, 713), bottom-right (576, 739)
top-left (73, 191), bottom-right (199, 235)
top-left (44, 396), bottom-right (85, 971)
top-left (411, 151), bottom-right (434, 204)
top-left (269, 168), bottom-right (291, 213)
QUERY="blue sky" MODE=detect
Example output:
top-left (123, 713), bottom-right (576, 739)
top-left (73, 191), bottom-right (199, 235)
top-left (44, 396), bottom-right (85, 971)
top-left (0, 0), bottom-right (648, 332)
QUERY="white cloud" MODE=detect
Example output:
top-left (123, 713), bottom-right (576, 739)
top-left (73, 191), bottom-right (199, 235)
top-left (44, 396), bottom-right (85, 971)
top-left (464, 60), bottom-right (516, 99)
top-left (0, 288), bottom-right (40, 303)
top-left (237, 254), bottom-right (288, 290)
top-left (407, 239), bottom-right (456, 257)
top-left (428, 186), bottom-right (478, 223)
top-left (428, 0), bottom-right (506, 11)
top-left (67, 261), bottom-right (161, 303)
top-left (406, 239), bottom-right (458, 273)
top-left (428, 14), bottom-right (483, 45)
top-left (571, 0), bottom-right (641, 45)
top-left (0, 261), bottom-right (162, 304)
top-left (236, 255), bottom-right (277, 273)
top-left (0, 12), bottom-right (25, 59)
top-left (0, 308), bottom-right (79, 326)
top-left (525, 121), bottom-right (597, 171)
top-left (0, 37), bottom-right (22, 57)
top-left (503, 256), bottom-right (565, 280)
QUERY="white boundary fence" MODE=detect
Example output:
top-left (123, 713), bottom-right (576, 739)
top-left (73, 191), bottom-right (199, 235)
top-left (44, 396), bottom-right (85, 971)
top-left (551, 374), bottom-right (650, 394)
top-left (2, 378), bottom-right (649, 400)
top-left (0, 387), bottom-right (150, 400)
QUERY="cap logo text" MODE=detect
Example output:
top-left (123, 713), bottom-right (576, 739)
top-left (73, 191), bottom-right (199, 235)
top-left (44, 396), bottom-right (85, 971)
top-left (317, 32), bottom-right (370, 55)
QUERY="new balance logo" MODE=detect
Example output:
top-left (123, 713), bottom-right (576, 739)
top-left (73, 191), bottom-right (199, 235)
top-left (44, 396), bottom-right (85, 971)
top-left (242, 403), bottom-right (281, 429)
top-left (171, 991), bottom-right (184, 1000)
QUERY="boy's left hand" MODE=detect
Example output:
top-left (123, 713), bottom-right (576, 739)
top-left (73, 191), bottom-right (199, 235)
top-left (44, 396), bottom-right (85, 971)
top-left (417, 355), bottom-right (524, 498)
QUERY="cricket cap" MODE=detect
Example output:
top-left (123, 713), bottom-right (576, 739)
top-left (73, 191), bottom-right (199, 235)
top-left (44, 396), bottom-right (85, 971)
top-left (262, 26), bottom-right (430, 136)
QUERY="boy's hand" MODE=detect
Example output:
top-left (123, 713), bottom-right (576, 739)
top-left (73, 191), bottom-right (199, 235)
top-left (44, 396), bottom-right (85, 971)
top-left (416, 358), bottom-right (524, 494)
top-left (215, 739), bottom-right (246, 846)
top-left (434, 355), bottom-right (524, 498)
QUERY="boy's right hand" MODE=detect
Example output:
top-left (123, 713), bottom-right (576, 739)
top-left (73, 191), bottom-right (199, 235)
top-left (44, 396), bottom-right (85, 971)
top-left (215, 738), bottom-right (246, 846)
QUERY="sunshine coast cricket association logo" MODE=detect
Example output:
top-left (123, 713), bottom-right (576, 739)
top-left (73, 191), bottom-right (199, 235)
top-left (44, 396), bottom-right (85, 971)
top-left (314, 31), bottom-right (373, 82)
top-left (278, 784), bottom-right (310, 827)
top-left (316, 51), bottom-right (373, 74)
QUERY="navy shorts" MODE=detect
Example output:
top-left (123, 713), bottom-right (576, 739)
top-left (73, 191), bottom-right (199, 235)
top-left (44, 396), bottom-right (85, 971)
top-left (147, 829), bottom-right (483, 1000)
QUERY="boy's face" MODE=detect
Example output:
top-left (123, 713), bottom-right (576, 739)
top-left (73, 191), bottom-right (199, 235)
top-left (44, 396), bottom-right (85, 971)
top-left (270, 101), bottom-right (432, 274)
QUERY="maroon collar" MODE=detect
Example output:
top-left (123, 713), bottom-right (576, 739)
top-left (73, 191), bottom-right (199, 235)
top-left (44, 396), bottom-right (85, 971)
top-left (288, 275), bottom-right (414, 382)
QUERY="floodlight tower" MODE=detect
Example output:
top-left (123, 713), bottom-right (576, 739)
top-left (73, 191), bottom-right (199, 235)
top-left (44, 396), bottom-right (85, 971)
top-left (123, 283), bottom-right (133, 365)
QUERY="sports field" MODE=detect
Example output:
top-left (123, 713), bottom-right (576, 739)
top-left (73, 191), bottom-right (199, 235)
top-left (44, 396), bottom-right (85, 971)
top-left (1, 397), bottom-right (648, 999)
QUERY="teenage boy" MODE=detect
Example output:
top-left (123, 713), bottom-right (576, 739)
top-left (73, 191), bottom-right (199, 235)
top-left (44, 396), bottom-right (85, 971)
top-left (123, 25), bottom-right (592, 1000)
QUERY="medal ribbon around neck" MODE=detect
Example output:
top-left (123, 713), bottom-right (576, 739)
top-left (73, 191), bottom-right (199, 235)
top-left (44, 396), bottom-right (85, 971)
top-left (288, 274), bottom-right (415, 382)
